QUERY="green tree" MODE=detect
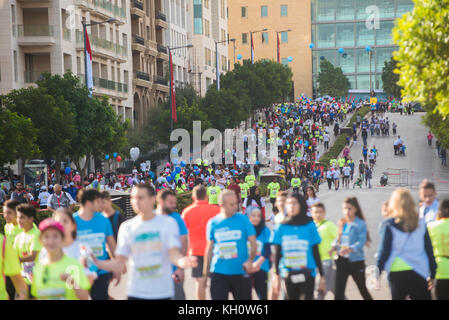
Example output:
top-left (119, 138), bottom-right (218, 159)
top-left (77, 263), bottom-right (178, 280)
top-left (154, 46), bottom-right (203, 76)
top-left (0, 109), bottom-right (39, 167)
top-left (200, 87), bottom-right (250, 131)
top-left (317, 58), bottom-right (350, 98)
top-left (36, 72), bottom-right (128, 179)
top-left (423, 111), bottom-right (449, 148)
top-left (382, 56), bottom-right (402, 99)
top-left (221, 59), bottom-right (293, 111)
top-left (393, 0), bottom-right (449, 115)
top-left (1, 86), bottom-right (75, 180)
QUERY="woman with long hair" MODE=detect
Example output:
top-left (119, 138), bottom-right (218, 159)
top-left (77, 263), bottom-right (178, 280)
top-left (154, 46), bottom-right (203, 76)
top-left (376, 188), bottom-right (437, 300)
top-left (271, 192), bottom-right (326, 300)
top-left (246, 206), bottom-right (272, 300)
top-left (330, 197), bottom-right (373, 300)
top-left (428, 199), bottom-right (449, 300)
top-left (242, 186), bottom-right (266, 219)
top-left (305, 186), bottom-right (320, 216)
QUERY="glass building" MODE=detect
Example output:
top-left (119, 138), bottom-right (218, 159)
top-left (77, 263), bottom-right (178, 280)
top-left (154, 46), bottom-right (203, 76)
top-left (311, 0), bottom-right (414, 99)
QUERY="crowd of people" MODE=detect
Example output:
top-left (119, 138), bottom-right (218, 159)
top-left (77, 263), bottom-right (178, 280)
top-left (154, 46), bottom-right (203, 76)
top-left (1, 177), bottom-right (448, 300)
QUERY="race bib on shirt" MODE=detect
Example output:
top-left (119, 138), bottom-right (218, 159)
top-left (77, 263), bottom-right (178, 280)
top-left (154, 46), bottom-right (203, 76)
top-left (341, 235), bottom-right (350, 257)
top-left (217, 242), bottom-right (238, 259)
top-left (282, 239), bottom-right (309, 269)
top-left (247, 240), bottom-right (263, 256)
top-left (78, 233), bottom-right (106, 257)
top-left (135, 255), bottom-right (164, 279)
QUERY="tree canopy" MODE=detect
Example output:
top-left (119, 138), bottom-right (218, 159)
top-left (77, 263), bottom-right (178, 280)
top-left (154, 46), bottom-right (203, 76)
top-left (393, 0), bottom-right (449, 116)
top-left (382, 56), bottom-right (402, 99)
top-left (317, 58), bottom-right (350, 98)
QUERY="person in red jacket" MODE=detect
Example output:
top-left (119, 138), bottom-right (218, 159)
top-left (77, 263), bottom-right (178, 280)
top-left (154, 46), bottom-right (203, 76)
top-left (182, 185), bottom-right (220, 300)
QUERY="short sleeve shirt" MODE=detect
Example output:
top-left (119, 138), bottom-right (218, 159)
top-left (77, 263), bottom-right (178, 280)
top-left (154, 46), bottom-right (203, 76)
top-left (0, 235), bottom-right (22, 300)
top-left (207, 213), bottom-right (256, 275)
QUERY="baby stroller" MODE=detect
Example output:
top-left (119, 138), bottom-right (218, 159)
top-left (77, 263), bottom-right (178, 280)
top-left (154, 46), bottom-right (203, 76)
top-left (353, 177), bottom-right (363, 188)
top-left (399, 144), bottom-right (406, 156)
top-left (380, 172), bottom-right (388, 186)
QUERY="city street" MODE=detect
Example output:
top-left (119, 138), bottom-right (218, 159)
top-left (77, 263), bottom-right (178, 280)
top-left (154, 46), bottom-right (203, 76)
top-left (110, 111), bottom-right (449, 300)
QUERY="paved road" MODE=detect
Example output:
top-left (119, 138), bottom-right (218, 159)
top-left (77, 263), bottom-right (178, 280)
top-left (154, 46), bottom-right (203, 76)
top-left (110, 112), bottom-right (449, 300)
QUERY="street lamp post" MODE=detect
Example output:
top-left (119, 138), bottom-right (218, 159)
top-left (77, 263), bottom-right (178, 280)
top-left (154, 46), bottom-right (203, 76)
top-left (214, 38), bottom-right (235, 90)
top-left (168, 44), bottom-right (193, 153)
top-left (249, 28), bottom-right (268, 63)
top-left (82, 17), bottom-right (117, 89)
top-left (275, 29), bottom-right (292, 64)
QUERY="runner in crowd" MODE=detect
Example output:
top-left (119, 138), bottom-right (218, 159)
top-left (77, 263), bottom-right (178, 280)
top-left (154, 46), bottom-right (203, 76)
top-left (376, 188), bottom-right (436, 300)
top-left (419, 180), bottom-right (439, 224)
top-left (242, 186), bottom-right (266, 219)
top-left (47, 184), bottom-right (76, 213)
top-left (427, 199), bottom-right (449, 300)
top-left (204, 190), bottom-right (257, 300)
top-left (94, 183), bottom-right (197, 300)
top-left (101, 191), bottom-right (126, 242)
top-left (181, 185), bottom-right (220, 300)
top-left (330, 197), bottom-right (373, 300)
top-left (305, 186), bottom-right (320, 216)
top-left (73, 189), bottom-right (116, 300)
top-left (271, 192), bottom-right (326, 300)
top-left (311, 202), bottom-right (338, 300)
top-left (246, 206), bottom-right (272, 300)
top-left (31, 218), bottom-right (90, 300)
top-left (155, 189), bottom-right (189, 300)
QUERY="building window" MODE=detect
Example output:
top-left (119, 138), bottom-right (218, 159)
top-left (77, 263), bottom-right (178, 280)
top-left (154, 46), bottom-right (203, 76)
top-left (241, 6), bottom-right (247, 18)
top-left (205, 48), bottom-right (212, 66)
top-left (281, 5), bottom-right (288, 17)
top-left (221, 56), bottom-right (227, 71)
top-left (261, 32), bottom-right (269, 44)
top-left (317, 0), bottom-right (335, 21)
top-left (336, 23), bottom-right (354, 47)
top-left (221, 29), bottom-right (226, 41)
top-left (221, 0), bottom-right (226, 19)
top-left (336, 0), bottom-right (354, 20)
top-left (281, 31), bottom-right (288, 43)
top-left (194, 0), bottom-right (203, 34)
top-left (261, 5), bottom-right (268, 17)
top-left (317, 24), bottom-right (335, 48)
top-left (204, 19), bottom-right (210, 37)
top-left (242, 33), bottom-right (248, 44)
top-left (204, 0), bottom-right (209, 9)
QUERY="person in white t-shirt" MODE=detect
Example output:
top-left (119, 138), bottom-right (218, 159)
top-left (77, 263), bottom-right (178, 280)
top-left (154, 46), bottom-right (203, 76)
top-left (342, 165), bottom-right (351, 189)
top-left (93, 183), bottom-right (197, 300)
top-left (332, 169), bottom-right (340, 191)
top-left (38, 186), bottom-right (51, 209)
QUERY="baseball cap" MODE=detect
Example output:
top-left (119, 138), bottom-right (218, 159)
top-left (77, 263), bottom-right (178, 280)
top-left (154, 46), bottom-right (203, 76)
top-left (40, 186), bottom-right (47, 191)
top-left (69, 182), bottom-right (74, 186)
top-left (39, 218), bottom-right (64, 235)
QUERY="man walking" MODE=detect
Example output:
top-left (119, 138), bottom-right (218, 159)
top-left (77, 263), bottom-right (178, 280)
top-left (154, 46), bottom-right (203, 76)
top-left (47, 184), bottom-right (76, 212)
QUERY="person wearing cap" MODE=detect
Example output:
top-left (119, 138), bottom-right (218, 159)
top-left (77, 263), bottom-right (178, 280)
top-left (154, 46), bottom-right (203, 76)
top-left (37, 186), bottom-right (50, 209)
top-left (67, 182), bottom-right (78, 202)
top-left (31, 218), bottom-right (90, 300)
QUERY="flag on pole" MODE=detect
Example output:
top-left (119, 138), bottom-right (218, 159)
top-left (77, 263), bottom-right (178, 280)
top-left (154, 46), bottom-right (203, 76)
top-left (170, 51), bottom-right (177, 123)
top-left (277, 33), bottom-right (280, 64)
top-left (85, 29), bottom-right (93, 97)
top-left (251, 33), bottom-right (254, 64)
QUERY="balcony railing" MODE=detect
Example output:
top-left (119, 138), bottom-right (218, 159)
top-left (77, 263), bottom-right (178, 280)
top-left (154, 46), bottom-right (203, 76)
top-left (157, 44), bottom-right (167, 54)
top-left (156, 11), bottom-right (166, 21)
top-left (154, 75), bottom-right (168, 86)
top-left (132, 0), bottom-right (144, 10)
top-left (24, 71), bottom-right (47, 83)
top-left (18, 24), bottom-right (54, 37)
top-left (133, 34), bottom-right (145, 45)
top-left (79, 74), bottom-right (129, 93)
top-left (86, 0), bottom-right (126, 20)
top-left (135, 71), bottom-right (150, 81)
top-left (76, 30), bottom-right (127, 56)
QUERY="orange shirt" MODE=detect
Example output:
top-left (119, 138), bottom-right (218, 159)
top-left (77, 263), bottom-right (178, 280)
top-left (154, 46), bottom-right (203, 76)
top-left (182, 200), bottom-right (220, 256)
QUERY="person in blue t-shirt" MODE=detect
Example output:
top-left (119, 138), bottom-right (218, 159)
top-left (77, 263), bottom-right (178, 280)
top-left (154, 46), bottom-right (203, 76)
top-left (155, 189), bottom-right (188, 300)
top-left (246, 206), bottom-right (271, 300)
top-left (204, 190), bottom-right (257, 300)
top-left (271, 192), bottom-right (326, 300)
top-left (73, 189), bottom-right (116, 300)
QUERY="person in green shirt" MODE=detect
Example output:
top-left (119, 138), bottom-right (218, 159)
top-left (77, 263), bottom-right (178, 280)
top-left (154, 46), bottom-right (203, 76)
top-left (0, 233), bottom-right (28, 300)
top-left (239, 181), bottom-right (249, 201)
top-left (427, 199), bottom-right (449, 300)
top-left (207, 179), bottom-right (221, 205)
top-left (2, 199), bottom-right (22, 245)
top-left (311, 202), bottom-right (338, 300)
top-left (13, 204), bottom-right (42, 287)
top-left (31, 218), bottom-right (90, 300)
top-left (176, 180), bottom-right (187, 194)
top-left (245, 172), bottom-right (256, 188)
top-left (291, 174), bottom-right (302, 192)
top-left (267, 178), bottom-right (281, 210)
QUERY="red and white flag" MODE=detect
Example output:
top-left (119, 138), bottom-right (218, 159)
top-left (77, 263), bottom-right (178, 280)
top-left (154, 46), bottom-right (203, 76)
top-left (277, 33), bottom-right (280, 64)
top-left (85, 29), bottom-right (93, 96)
top-left (170, 51), bottom-right (177, 123)
top-left (251, 33), bottom-right (254, 64)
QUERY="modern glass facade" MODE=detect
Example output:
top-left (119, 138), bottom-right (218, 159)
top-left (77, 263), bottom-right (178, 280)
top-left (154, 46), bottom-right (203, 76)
top-left (311, 0), bottom-right (413, 96)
